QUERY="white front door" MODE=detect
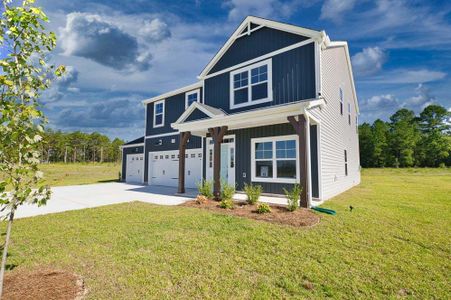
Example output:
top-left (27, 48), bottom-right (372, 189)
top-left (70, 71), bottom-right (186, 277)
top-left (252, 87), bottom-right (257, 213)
top-left (126, 154), bottom-right (144, 183)
top-left (206, 135), bottom-right (235, 186)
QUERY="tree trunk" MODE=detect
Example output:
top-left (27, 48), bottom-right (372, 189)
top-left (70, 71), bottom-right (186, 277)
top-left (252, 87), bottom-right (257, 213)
top-left (64, 146), bottom-right (68, 163)
top-left (100, 147), bottom-right (103, 163)
top-left (0, 209), bottom-right (15, 298)
top-left (73, 147), bottom-right (77, 163)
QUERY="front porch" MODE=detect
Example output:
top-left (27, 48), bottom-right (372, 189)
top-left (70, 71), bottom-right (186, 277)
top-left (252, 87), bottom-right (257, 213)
top-left (172, 100), bottom-right (324, 207)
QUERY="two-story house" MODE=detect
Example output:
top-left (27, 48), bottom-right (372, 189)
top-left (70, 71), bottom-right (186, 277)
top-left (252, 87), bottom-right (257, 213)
top-left (121, 16), bottom-right (360, 207)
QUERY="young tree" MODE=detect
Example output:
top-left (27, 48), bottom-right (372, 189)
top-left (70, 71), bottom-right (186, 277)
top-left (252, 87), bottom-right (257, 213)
top-left (358, 123), bottom-right (374, 167)
top-left (388, 109), bottom-right (420, 167)
top-left (0, 0), bottom-right (64, 295)
top-left (372, 119), bottom-right (389, 167)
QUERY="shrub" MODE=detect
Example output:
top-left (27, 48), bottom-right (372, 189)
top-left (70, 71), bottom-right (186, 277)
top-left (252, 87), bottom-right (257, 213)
top-left (219, 198), bottom-right (234, 209)
top-left (196, 180), bottom-right (214, 199)
top-left (243, 183), bottom-right (262, 205)
top-left (221, 181), bottom-right (236, 201)
top-left (283, 184), bottom-right (303, 212)
top-left (195, 195), bottom-right (208, 204)
top-left (439, 162), bottom-right (446, 168)
top-left (118, 171), bottom-right (121, 181)
top-left (256, 203), bottom-right (271, 214)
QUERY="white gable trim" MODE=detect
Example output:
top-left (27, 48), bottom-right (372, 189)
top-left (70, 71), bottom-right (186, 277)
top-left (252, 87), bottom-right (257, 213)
top-left (142, 82), bottom-right (202, 105)
top-left (174, 101), bottom-right (225, 125)
top-left (198, 16), bottom-right (322, 78)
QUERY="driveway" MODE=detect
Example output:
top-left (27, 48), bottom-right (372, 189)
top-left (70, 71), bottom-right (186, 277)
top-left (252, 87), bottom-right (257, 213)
top-left (14, 183), bottom-right (197, 219)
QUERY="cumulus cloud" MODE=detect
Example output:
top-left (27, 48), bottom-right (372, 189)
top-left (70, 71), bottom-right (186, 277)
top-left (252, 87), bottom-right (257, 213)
top-left (59, 13), bottom-right (170, 72)
top-left (320, 0), bottom-right (357, 23)
top-left (225, 0), bottom-right (299, 21)
top-left (403, 83), bottom-right (435, 110)
top-left (43, 66), bottom-right (79, 103)
top-left (351, 47), bottom-right (386, 76)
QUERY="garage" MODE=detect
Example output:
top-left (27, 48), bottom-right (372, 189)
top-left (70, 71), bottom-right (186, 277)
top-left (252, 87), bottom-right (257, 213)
top-left (126, 153), bottom-right (144, 183)
top-left (148, 149), bottom-right (202, 188)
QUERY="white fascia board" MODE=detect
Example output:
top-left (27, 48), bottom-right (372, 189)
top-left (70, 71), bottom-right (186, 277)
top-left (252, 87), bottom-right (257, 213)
top-left (142, 82), bottom-right (203, 105)
top-left (198, 16), bottom-right (323, 78)
top-left (121, 143), bottom-right (144, 149)
top-left (174, 101), bottom-right (225, 124)
top-left (172, 99), bottom-right (324, 133)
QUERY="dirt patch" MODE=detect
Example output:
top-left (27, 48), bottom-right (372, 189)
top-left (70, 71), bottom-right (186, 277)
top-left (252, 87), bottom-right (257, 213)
top-left (3, 268), bottom-right (87, 300)
top-left (181, 199), bottom-right (320, 227)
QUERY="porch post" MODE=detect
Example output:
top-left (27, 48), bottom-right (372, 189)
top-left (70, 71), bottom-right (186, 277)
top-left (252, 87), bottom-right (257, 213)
top-left (208, 126), bottom-right (228, 200)
top-left (288, 115), bottom-right (308, 208)
top-left (178, 131), bottom-right (191, 194)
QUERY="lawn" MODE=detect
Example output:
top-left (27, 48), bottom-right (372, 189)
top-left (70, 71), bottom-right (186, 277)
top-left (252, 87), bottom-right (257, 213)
top-left (39, 162), bottom-right (121, 186)
top-left (2, 168), bottom-right (450, 299)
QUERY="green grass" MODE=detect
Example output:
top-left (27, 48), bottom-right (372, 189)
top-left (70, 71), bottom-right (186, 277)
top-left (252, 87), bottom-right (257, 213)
top-left (3, 168), bottom-right (450, 299)
top-left (39, 162), bottom-right (121, 186)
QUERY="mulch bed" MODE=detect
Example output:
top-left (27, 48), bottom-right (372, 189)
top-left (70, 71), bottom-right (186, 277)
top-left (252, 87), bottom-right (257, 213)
top-left (181, 199), bottom-right (320, 227)
top-left (3, 268), bottom-right (87, 300)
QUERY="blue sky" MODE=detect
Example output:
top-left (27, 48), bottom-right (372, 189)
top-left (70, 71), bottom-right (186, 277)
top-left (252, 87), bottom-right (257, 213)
top-left (6, 0), bottom-right (451, 141)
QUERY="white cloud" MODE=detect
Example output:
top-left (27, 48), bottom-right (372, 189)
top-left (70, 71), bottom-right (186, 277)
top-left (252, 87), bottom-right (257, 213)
top-left (351, 47), bottom-right (386, 76)
top-left (403, 83), bottom-right (435, 110)
top-left (138, 18), bottom-right (171, 42)
top-left (360, 68), bottom-right (446, 84)
top-left (224, 0), bottom-right (302, 21)
top-left (320, 0), bottom-right (357, 23)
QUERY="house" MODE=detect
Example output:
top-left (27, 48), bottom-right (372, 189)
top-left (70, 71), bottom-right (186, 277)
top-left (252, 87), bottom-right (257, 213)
top-left (121, 16), bottom-right (360, 207)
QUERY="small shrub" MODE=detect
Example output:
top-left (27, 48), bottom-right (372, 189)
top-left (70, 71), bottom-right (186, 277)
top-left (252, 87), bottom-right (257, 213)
top-left (221, 181), bottom-right (236, 201)
top-left (439, 162), bottom-right (446, 168)
top-left (283, 184), bottom-right (303, 212)
top-left (195, 194), bottom-right (208, 204)
top-left (256, 203), bottom-right (271, 214)
top-left (118, 171), bottom-right (121, 181)
top-left (196, 180), bottom-right (214, 199)
top-left (219, 198), bottom-right (234, 209)
top-left (243, 183), bottom-right (262, 205)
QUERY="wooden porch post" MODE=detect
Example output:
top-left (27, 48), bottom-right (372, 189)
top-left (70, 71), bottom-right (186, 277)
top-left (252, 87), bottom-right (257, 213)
top-left (288, 115), bottom-right (308, 208)
top-left (178, 131), bottom-right (191, 194)
top-left (208, 126), bottom-right (228, 200)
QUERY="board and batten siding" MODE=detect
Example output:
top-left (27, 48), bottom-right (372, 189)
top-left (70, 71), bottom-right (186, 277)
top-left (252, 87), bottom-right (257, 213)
top-left (309, 46), bottom-right (360, 201)
top-left (121, 146), bottom-right (144, 181)
top-left (204, 44), bottom-right (316, 114)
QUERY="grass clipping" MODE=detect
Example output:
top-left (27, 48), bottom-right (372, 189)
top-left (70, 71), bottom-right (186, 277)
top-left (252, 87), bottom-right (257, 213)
top-left (3, 268), bottom-right (87, 300)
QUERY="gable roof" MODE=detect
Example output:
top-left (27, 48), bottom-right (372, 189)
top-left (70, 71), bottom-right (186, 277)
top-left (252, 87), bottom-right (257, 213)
top-left (173, 101), bottom-right (225, 125)
top-left (198, 16), bottom-right (323, 78)
top-left (122, 136), bottom-right (144, 147)
top-left (142, 82), bottom-right (202, 105)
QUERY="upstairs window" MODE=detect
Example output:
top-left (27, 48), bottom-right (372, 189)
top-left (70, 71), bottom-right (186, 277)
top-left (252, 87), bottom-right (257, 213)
top-left (348, 102), bottom-right (351, 125)
top-left (344, 149), bottom-right (348, 176)
top-left (339, 88), bottom-right (344, 115)
top-left (153, 100), bottom-right (165, 128)
top-left (185, 89), bottom-right (200, 108)
top-left (230, 59), bottom-right (272, 109)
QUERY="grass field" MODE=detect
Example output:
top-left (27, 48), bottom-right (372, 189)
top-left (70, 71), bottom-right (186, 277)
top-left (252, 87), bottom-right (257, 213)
top-left (2, 168), bottom-right (450, 299)
top-left (39, 162), bottom-right (121, 186)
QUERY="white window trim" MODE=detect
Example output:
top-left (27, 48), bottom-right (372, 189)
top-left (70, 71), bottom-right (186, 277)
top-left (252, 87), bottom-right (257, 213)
top-left (153, 99), bottom-right (165, 128)
top-left (229, 59), bottom-right (273, 110)
top-left (185, 89), bottom-right (200, 109)
top-left (251, 134), bottom-right (299, 184)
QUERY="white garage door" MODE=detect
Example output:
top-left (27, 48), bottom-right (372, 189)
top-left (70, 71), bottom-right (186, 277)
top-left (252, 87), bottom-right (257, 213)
top-left (148, 149), bottom-right (202, 188)
top-left (126, 154), bottom-right (144, 183)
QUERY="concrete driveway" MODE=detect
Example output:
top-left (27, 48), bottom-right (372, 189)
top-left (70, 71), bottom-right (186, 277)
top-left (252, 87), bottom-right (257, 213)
top-left (14, 183), bottom-right (197, 219)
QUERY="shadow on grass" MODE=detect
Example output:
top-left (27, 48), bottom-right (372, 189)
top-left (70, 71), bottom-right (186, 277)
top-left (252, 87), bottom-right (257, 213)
top-left (96, 179), bottom-right (120, 183)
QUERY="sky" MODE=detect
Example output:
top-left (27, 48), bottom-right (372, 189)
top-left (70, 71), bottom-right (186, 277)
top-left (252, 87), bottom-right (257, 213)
top-left (3, 0), bottom-right (451, 141)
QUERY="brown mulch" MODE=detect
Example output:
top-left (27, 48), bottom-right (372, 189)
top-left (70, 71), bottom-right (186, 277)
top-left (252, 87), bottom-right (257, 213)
top-left (3, 268), bottom-right (87, 300)
top-left (181, 199), bottom-right (320, 227)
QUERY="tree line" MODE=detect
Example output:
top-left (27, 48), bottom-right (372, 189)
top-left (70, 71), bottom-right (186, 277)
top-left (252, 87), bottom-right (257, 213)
top-left (41, 129), bottom-right (124, 163)
top-left (359, 105), bottom-right (451, 168)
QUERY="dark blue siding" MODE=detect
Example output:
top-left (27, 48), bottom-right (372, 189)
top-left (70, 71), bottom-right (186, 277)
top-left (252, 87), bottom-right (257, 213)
top-left (145, 88), bottom-right (202, 136)
top-left (121, 146), bottom-right (144, 181)
top-left (229, 123), bottom-right (300, 194)
top-left (204, 44), bottom-right (316, 114)
top-left (209, 27), bottom-right (308, 74)
top-left (143, 135), bottom-right (202, 182)
top-left (310, 125), bottom-right (319, 198)
top-left (185, 108), bottom-right (210, 122)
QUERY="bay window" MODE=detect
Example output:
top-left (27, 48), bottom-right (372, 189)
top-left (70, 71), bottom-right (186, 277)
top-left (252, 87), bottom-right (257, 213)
top-left (251, 135), bottom-right (299, 183)
top-left (230, 59), bottom-right (272, 109)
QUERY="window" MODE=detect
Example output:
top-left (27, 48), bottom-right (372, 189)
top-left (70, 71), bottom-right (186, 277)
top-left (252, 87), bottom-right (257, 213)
top-left (185, 89), bottom-right (200, 108)
top-left (339, 88), bottom-right (344, 115)
top-left (251, 135), bottom-right (298, 183)
top-left (344, 150), bottom-right (348, 176)
top-left (153, 100), bottom-right (165, 127)
top-left (348, 102), bottom-right (351, 125)
top-left (230, 59), bottom-right (272, 109)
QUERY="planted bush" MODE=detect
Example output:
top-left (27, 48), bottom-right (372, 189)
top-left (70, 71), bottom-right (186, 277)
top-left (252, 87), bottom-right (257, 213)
top-left (243, 183), bottom-right (262, 205)
top-left (221, 181), bottom-right (236, 201)
top-left (256, 203), bottom-right (271, 214)
top-left (283, 184), bottom-right (303, 212)
top-left (196, 180), bottom-right (214, 199)
top-left (219, 198), bottom-right (234, 209)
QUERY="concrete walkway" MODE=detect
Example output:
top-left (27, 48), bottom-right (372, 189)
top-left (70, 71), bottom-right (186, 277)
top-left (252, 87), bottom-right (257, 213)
top-left (14, 183), bottom-right (197, 219)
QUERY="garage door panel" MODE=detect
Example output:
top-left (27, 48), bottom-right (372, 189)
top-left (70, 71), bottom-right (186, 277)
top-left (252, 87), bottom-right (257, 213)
top-left (149, 149), bottom-right (202, 188)
top-left (126, 154), bottom-right (144, 183)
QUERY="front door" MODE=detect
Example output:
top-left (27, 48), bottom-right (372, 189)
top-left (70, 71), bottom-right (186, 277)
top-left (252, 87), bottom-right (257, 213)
top-left (206, 135), bottom-right (235, 186)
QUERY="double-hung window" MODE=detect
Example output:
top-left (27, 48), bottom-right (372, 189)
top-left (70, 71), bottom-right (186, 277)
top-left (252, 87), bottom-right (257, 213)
top-left (251, 135), bottom-right (298, 183)
top-left (339, 88), bottom-right (344, 115)
top-left (344, 150), bottom-right (348, 176)
top-left (185, 89), bottom-right (200, 108)
top-left (153, 100), bottom-right (165, 128)
top-left (348, 102), bottom-right (351, 125)
top-left (230, 59), bottom-right (272, 109)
